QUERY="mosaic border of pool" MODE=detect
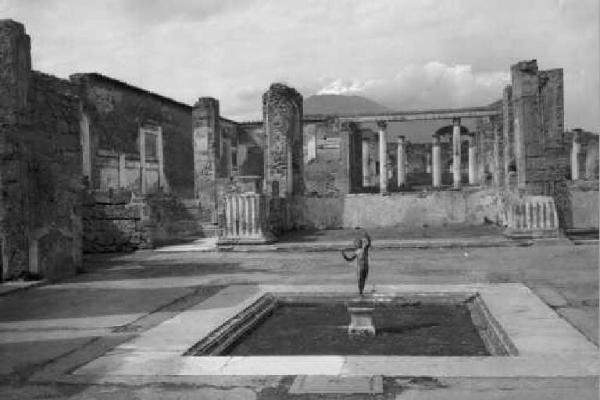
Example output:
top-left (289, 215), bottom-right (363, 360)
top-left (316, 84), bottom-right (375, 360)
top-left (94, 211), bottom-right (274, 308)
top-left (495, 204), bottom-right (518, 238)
top-left (72, 284), bottom-right (599, 379)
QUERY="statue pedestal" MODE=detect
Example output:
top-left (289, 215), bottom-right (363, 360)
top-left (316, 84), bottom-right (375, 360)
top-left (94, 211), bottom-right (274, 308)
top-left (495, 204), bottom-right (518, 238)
top-left (347, 306), bottom-right (376, 336)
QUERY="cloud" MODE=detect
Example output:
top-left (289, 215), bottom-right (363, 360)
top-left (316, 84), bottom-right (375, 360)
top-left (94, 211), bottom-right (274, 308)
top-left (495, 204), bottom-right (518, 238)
top-left (317, 79), bottom-right (377, 96)
top-left (314, 62), bottom-right (510, 110)
top-left (2, 0), bottom-right (598, 128)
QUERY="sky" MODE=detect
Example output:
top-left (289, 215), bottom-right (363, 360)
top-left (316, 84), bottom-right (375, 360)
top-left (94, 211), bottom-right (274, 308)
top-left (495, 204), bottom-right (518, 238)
top-left (2, 0), bottom-right (599, 130)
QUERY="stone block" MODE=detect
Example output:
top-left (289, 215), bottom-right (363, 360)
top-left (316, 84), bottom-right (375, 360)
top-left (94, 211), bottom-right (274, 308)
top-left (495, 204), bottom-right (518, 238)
top-left (289, 375), bottom-right (383, 394)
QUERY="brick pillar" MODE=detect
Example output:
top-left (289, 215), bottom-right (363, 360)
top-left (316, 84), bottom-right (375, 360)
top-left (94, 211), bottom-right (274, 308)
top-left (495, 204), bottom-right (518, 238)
top-left (511, 60), bottom-right (541, 191)
top-left (193, 97), bottom-right (220, 223)
top-left (0, 20), bottom-right (31, 280)
top-left (263, 83), bottom-right (303, 198)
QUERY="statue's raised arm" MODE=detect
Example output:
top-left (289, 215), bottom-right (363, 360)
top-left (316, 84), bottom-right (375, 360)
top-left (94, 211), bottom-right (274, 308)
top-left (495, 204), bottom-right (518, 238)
top-left (363, 232), bottom-right (371, 249)
top-left (341, 248), bottom-right (357, 262)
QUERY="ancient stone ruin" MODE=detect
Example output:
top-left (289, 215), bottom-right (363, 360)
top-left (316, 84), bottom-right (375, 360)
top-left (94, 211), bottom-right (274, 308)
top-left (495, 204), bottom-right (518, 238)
top-left (0, 19), bottom-right (597, 281)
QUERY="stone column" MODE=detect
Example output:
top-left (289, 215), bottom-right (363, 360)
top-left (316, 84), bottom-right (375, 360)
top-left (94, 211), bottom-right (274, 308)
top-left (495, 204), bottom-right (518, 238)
top-left (307, 124), bottom-right (317, 162)
top-left (585, 138), bottom-right (598, 180)
top-left (571, 130), bottom-right (581, 180)
top-left (139, 127), bottom-right (146, 194)
top-left (432, 135), bottom-right (441, 188)
top-left (397, 136), bottom-right (406, 188)
top-left (263, 83), bottom-right (303, 198)
top-left (502, 86), bottom-right (513, 188)
top-left (452, 118), bottom-right (462, 189)
top-left (492, 121), bottom-right (503, 188)
top-left (377, 121), bottom-right (388, 193)
top-left (468, 135), bottom-right (477, 185)
top-left (426, 153), bottom-right (431, 173)
top-left (362, 138), bottom-right (370, 187)
top-left (157, 126), bottom-right (167, 191)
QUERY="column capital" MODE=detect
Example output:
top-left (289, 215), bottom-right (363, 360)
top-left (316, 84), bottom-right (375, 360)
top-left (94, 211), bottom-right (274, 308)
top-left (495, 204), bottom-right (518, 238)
top-left (452, 117), bottom-right (461, 126)
top-left (376, 120), bottom-right (388, 129)
top-left (432, 134), bottom-right (441, 145)
top-left (397, 135), bottom-right (406, 143)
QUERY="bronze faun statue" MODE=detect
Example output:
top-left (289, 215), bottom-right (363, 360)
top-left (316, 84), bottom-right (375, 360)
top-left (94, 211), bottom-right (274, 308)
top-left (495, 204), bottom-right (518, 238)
top-left (341, 232), bottom-right (371, 295)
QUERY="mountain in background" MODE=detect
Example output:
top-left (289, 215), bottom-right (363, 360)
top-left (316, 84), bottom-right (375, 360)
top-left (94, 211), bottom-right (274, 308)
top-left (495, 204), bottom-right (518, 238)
top-left (303, 94), bottom-right (391, 115)
top-left (302, 94), bottom-right (477, 143)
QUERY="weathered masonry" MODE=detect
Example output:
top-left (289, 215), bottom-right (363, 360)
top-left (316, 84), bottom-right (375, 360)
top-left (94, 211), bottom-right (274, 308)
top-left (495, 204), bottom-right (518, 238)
top-left (0, 19), bottom-right (597, 281)
top-left (0, 21), bottom-right (82, 280)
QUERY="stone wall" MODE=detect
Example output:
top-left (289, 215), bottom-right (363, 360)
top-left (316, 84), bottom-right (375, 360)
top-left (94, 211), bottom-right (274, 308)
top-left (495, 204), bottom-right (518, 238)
top-left (83, 190), bottom-right (209, 253)
top-left (70, 73), bottom-right (194, 198)
top-left (0, 20), bottom-right (82, 280)
top-left (82, 190), bottom-right (150, 253)
top-left (567, 182), bottom-right (599, 230)
top-left (286, 189), bottom-right (500, 230)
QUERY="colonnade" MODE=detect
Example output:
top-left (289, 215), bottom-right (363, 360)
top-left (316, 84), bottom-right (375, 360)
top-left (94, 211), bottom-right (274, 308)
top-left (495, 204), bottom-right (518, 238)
top-left (361, 118), bottom-right (478, 193)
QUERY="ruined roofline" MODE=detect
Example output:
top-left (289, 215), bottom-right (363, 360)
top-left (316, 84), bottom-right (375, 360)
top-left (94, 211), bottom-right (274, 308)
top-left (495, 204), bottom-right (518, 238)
top-left (69, 72), bottom-right (193, 111)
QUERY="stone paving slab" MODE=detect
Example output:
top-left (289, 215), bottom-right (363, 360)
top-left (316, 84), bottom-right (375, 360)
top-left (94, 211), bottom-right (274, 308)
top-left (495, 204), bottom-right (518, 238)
top-left (224, 237), bottom-right (524, 252)
top-left (72, 284), bottom-right (599, 381)
top-left (289, 375), bottom-right (383, 394)
top-left (0, 280), bottom-right (44, 296)
top-left (556, 307), bottom-right (599, 345)
top-left (395, 386), bottom-right (598, 400)
top-left (530, 285), bottom-right (569, 308)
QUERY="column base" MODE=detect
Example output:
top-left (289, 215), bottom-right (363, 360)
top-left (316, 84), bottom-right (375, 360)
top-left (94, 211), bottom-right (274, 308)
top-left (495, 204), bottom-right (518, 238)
top-left (218, 232), bottom-right (277, 245)
top-left (503, 228), bottom-right (559, 239)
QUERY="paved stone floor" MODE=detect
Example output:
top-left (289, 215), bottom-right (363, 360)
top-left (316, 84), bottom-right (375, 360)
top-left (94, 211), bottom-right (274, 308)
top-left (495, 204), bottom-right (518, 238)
top-left (0, 243), bottom-right (598, 399)
top-left (277, 224), bottom-right (505, 242)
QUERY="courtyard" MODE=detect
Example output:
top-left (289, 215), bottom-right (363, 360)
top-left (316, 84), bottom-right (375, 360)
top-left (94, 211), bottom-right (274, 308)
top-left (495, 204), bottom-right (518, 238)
top-left (0, 238), bottom-right (597, 399)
